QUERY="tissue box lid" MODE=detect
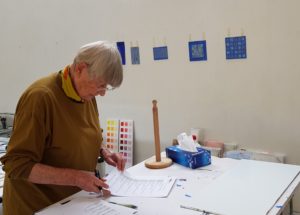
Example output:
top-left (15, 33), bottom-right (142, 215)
top-left (166, 145), bottom-right (211, 169)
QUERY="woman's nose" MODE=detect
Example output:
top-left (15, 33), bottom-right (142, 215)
top-left (98, 90), bottom-right (106, 96)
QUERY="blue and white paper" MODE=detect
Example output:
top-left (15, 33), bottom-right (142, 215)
top-left (153, 46), bottom-right (168, 60)
top-left (225, 36), bottom-right (247, 59)
top-left (188, 40), bottom-right (207, 61)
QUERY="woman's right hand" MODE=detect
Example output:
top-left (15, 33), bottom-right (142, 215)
top-left (74, 170), bottom-right (111, 196)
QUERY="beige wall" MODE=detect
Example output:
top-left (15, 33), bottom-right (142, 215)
top-left (1, 0), bottom-right (300, 210)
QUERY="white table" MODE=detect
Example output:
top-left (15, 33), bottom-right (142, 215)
top-left (36, 156), bottom-right (300, 215)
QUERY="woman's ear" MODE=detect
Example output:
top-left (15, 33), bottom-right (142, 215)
top-left (76, 62), bottom-right (88, 76)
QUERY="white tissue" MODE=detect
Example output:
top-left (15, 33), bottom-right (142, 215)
top-left (177, 132), bottom-right (198, 152)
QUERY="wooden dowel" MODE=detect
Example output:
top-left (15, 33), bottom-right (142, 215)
top-left (152, 100), bottom-right (161, 162)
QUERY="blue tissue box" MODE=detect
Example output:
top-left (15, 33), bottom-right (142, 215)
top-left (166, 145), bottom-right (211, 169)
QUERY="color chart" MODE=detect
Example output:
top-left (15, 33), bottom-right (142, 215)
top-left (104, 118), bottom-right (134, 168)
top-left (119, 119), bottom-right (134, 167)
top-left (105, 119), bottom-right (119, 153)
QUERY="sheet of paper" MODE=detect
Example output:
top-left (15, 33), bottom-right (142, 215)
top-left (105, 170), bottom-right (176, 197)
top-left (35, 196), bottom-right (137, 215)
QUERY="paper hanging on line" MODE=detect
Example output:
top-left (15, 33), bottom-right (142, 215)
top-left (35, 195), bottom-right (137, 215)
top-left (105, 170), bottom-right (176, 197)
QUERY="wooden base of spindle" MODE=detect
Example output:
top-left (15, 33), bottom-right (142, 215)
top-left (144, 157), bottom-right (172, 169)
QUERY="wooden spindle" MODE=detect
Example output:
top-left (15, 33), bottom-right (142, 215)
top-left (145, 99), bottom-right (172, 169)
top-left (152, 100), bottom-right (161, 162)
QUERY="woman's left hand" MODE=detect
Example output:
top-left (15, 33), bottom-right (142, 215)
top-left (101, 148), bottom-right (126, 171)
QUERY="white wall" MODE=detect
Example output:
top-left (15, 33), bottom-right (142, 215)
top-left (1, 0), bottom-right (300, 210)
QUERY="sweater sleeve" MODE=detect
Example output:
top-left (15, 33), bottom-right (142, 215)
top-left (0, 87), bottom-right (51, 180)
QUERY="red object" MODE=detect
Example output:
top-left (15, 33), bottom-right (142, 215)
top-left (192, 135), bottom-right (197, 141)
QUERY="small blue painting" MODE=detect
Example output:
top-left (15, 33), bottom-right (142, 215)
top-left (188, 40), bottom-right (207, 61)
top-left (116, 41), bottom-right (126, 65)
top-left (131, 47), bottom-right (140, 65)
top-left (153, 46), bottom-right (168, 60)
top-left (225, 36), bottom-right (247, 60)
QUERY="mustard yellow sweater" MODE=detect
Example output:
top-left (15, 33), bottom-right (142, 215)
top-left (0, 71), bottom-right (102, 215)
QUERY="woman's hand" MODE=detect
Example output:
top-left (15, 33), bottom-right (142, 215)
top-left (74, 170), bottom-right (110, 196)
top-left (28, 163), bottom-right (111, 196)
top-left (101, 148), bottom-right (126, 171)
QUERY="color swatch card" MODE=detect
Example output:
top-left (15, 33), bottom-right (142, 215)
top-left (104, 118), bottom-right (134, 168)
top-left (225, 36), bottom-right (247, 59)
top-left (119, 119), bottom-right (134, 167)
top-left (105, 119), bottom-right (119, 153)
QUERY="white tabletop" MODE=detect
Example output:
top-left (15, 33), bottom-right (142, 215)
top-left (36, 156), bottom-right (300, 215)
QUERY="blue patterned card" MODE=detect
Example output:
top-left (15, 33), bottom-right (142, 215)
top-left (189, 40), bottom-right (207, 61)
top-left (130, 47), bottom-right (140, 65)
top-left (116, 41), bottom-right (126, 65)
top-left (225, 36), bottom-right (247, 59)
top-left (153, 46), bottom-right (168, 60)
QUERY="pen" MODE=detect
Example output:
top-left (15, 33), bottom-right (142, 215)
top-left (94, 169), bottom-right (102, 191)
top-left (108, 201), bottom-right (138, 209)
top-left (60, 199), bottom-right (71, 205)
top-left (180, 205), bottom-right (222, 215)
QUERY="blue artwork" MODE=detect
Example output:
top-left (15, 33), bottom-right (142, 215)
top-left (116, 41), bottom-right (126, 65)
top-left (153, 46), bottom-right (168, 60)
top-left (188, 40), bottom-right (207, 61)
top-left (130, 47), bottom-right (140, 65)
top-left (225, 36), bottom-right (247, 59)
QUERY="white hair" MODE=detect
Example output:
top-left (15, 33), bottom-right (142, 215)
top-left (74, 41), bottom-right (123, 87)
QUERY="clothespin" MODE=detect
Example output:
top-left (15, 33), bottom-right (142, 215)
top-left (227, 28), bottom-right (231, 37)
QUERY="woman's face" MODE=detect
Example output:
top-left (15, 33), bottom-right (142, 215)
top-left (73, 63), bottom-right (109, 101)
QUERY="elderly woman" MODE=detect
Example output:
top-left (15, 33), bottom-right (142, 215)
top-left (0, 41), bottom-right (125, 215)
